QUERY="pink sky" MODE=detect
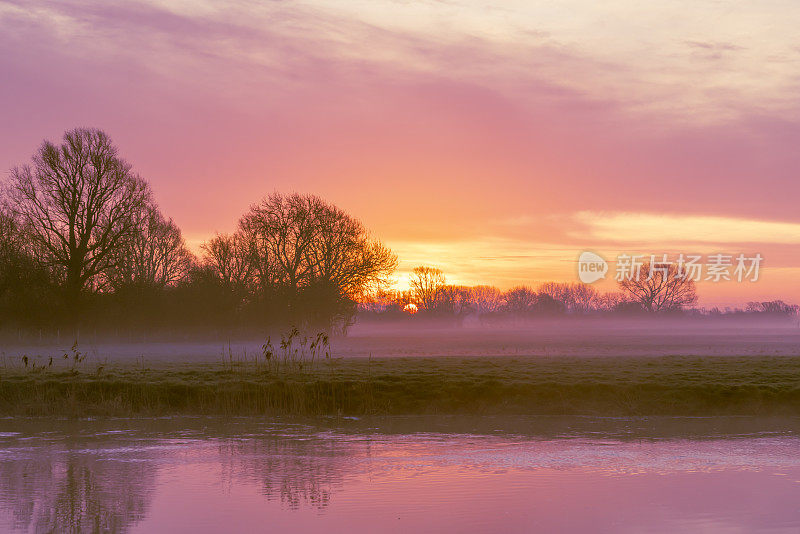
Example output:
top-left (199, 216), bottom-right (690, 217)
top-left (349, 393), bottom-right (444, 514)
top-left (2, 1), bottom-right (799, 305)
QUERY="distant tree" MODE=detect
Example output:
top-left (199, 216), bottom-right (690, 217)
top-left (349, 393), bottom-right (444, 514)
top-left (745, 300), bottom-right (798, 316)
top-left (537, 282), bottom-right (567, 306)
top-left (469, 285), bottom-right (502, 314)
top-left (531, 292), bottom-right (566, 315)
top-left (409, 266), bottom-right (446, 310)
top-left (538, 282), bottom-right (600, 313)
top-left (201, 232), bottom-right (253, 294)
top-left (0, 208), bottom-right (54, 324)
top-left (0, 208), bottom-right (21, 261)
top-left (360, 289), bottom-right (402, 313)
top-left (596, 291), bottom-right (628, 311)
top-left (502, 286), bottom-right (537, 313)
top-left (618, 262), bottom-right (697, 312)
top-left (107, 204), bottom-right (194, 290)
top-left (305, 201), bottom-right (396, 301)
top-left (612, 300), bottom-right (647, 315)
top-left (569, 284), bottom-right (601, 312)
top-left (7, 128), bottom-right (150, 304)
top-left (433, 285), bottom-right (472, 315)
top-left (240, 192), bottom-right (397, 326)
top-left (360, 289), bottom-right (416, 315)
top-left (236, 222), bottom-right (276, 297)
top-left (242, 193), bottom-right (320, 295)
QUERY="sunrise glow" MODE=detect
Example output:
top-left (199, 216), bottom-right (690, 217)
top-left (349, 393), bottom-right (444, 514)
top-left (2, 1), bottom-right (798, 306)
top-left (3, 3), bottom-right (800, 533)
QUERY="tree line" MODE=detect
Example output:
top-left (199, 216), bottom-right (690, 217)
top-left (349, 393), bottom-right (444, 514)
top-left (0, 128), bottom-right (396, 332)
top-left (1, 128), bottom-right (794, 335)
top-left (361, 266), bottom-right (798, 321)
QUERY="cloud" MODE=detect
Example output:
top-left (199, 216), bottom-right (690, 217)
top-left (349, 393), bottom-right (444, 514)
top-left (388, 236), bottom-right (578, 289)
top-left (573, 212), bottom-right (800, 246)
top-left (3, 0), bottom-right (799, 123)
top-left (2, 0), bottom-right (800, 304)
top-left (685, 41), bottom-right (744, 51)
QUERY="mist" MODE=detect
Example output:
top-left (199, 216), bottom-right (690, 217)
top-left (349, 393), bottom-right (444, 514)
top-left (2, 315), bottom-right (798, 367)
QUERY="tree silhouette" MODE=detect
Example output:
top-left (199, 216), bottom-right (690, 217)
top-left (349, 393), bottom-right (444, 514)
top-left (7, 128), bottom-right (150, 305)
top-left (107, 204), bottom-right (194, 290)
top-left (231, 192), bottom-right (397, 326)
top-left (409, 266), bottom-right (446, 310)
top-left (538, 282), bottom-right (600, 313)
top-left (502, 286), bottom-right (537, 313)
top-left (201, 232), bottom-right (253, 295)
top-left (618, 261), bottom-right (697, 312)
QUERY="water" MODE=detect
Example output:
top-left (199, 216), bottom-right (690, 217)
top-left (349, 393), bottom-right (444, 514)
top-left (1, 417), bottom-right (799, 533)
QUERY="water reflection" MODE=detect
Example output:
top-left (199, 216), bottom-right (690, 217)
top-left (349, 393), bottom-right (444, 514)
top-left (0, 447), bottom-right (155, 532)
top-left (0, 419), bottom-right (798, 533)
top-left (216, 436), bottom-right (348, 510)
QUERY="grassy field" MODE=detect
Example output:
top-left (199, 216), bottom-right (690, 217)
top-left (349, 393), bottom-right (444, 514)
top-left (2, 355), bottom-right (800, 416)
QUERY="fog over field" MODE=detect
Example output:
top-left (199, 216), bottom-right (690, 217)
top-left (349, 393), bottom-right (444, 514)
top-left (3, 318), bottom-right (799, 365)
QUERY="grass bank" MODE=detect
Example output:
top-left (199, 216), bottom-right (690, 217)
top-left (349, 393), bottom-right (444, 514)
top-left (2, 356), bottom-right (800, 416)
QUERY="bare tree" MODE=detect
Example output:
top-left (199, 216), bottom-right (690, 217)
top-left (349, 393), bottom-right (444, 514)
top-left (238, 192), bottom-right (397, 325)
top-left (201, 232), bottom-right (253, 293)
top-left (596, 291), bottom-right (627, 311)
top-left (108, 204), bottom-right (194, 290)
top-left (0, 208), bottom-right (25, 292)
top-left (306, 202), bottom-right (396, 300)
top-left (0, 205), bottom-right (55, 323)
top-left (236, 222), bottom-right (275, 296)
top-left (433, 284), bottom-right (472, 315)
top-left (538, 282), bottom-right (600, 313)
top-left (745, 300), bottom-right (798, 316)
top-left (242, 193), bottom-right (320, 294)
top-left (0, 207), bottom-right (21, 259)
top-left (7, 128), bottom-right (150, 303)
top-left (618, 262), bottom-right (697, 312)
top-left (241, 193), bottom-right (396, 296)
top-left (532, 292), bottom-right (566, 314)
top-left (361, 289), bottom-right (415, 313)
top-left (469, 285), bottom-right (502, 314)
top-left (502, 286), bottom-right (537, 313)
top-left (567, 284), bottom-right (601, 313)
top-left (409, 266), bottom-right (446, 310)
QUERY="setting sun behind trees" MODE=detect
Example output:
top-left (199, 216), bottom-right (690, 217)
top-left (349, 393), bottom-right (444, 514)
top-left (1, 128), bottom-right (797, 332)
top-left (0, 129), bottom-right (396, 330)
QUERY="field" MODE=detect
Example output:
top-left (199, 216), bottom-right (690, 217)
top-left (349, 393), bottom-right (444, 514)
top-left (2, 323), bottom-right (800, 417)
top-left (2, 354), bottom-right (800, 417)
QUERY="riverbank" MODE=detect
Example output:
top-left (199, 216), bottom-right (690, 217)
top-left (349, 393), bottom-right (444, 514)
top-left (1, 355), bottom-right (799, 416)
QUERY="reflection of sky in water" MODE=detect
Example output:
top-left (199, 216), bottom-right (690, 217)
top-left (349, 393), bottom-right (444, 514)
top-left (0, 420), bottom-right (799, 533)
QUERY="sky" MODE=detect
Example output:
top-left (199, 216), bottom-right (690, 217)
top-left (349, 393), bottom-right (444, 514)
top-left (1, 0), bottom-right (799, 305)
